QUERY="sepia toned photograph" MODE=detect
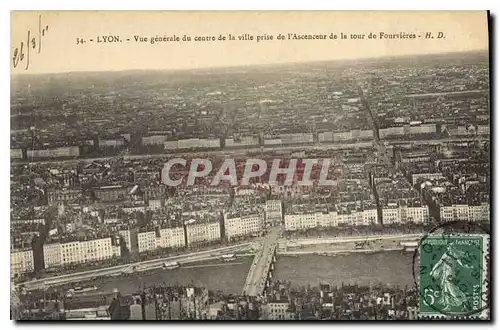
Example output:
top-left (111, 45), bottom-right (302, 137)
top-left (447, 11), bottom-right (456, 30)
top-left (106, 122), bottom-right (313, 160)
top-left (10, 11), bottom-right (491, 321)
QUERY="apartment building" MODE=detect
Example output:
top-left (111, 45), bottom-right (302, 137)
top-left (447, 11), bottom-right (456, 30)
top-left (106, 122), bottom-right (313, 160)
top-left (11, 248), bottom-right (34, 278)
top-left (137, 226), bottom-right (186, 253)
top-left (440, 203), bottom-right (490, 222)
top-left (224, 213), bottom-right (264, 239)
top-left (186, 221), bottom-right (221, 246)
top-left (265, 200), bottom-right (282, 226)
top-left (43, 237), bottom-right (120, 268)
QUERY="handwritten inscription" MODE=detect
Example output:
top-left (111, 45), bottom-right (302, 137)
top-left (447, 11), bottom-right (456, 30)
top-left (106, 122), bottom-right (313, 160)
top-left (12, 15), bottom-right (49, 71)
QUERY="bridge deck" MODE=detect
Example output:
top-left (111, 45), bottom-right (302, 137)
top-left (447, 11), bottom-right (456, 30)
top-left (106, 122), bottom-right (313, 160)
top-left (242, 228), bottom-right (281, 296)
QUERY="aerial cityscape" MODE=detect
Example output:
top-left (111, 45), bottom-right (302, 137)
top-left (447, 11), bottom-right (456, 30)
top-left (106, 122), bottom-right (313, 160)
top-left (10, 50), bottom-right (490, 320)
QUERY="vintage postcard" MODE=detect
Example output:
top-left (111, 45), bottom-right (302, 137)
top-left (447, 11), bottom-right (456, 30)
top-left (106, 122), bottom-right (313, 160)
top-left (10, 11), bottom-right (491, 321)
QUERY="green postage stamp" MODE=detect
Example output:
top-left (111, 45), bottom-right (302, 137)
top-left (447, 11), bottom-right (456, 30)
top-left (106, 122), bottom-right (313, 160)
top-left (418, 234), bottom-right (489, 319)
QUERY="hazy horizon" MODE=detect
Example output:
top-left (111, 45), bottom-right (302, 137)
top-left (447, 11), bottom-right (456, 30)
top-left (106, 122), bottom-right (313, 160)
top-left (10, 49), bottom-right (489, 79)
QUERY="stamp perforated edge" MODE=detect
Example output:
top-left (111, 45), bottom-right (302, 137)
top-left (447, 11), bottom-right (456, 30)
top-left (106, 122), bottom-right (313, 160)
top-left (416, 233), bottom-right (490, 320)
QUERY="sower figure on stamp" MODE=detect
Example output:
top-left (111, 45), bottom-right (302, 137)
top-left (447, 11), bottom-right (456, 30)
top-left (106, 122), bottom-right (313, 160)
top-left (429, 243), bottom-right (474, 311)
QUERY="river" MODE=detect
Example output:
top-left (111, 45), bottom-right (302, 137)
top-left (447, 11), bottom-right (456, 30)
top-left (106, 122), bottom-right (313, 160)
top-left (98, 259), bottom-right (253, 295)
top-left (274, 251), bottom-right (414, 288)
top-left (91, 251), bottom-right (414, 296)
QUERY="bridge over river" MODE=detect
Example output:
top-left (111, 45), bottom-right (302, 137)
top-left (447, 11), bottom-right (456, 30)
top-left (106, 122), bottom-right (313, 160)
top-left (242, 227), bottom-right (281, 297)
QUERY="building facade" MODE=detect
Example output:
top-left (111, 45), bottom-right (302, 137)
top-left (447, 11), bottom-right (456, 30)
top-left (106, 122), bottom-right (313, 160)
top-left (186, 222), bottom-right (221, 246)
top-left (440, 203), bottom-right (490, 222)
top-left (137, 231), bottom-right (157, 253)
top-left (11, 248), bottom-right (34, 278)
top-left (43, 237), bottom-right (120, 268)
top-left (93, 186), bottom-right (129, 203)
top-left (158, 227), bottom-right (186, 249)
top-left (224, 213), bottom-right (264, 239)
top-left (265, 200), bottom-right (282, 226)
top-left (263, 300), bottom-right (294, 320)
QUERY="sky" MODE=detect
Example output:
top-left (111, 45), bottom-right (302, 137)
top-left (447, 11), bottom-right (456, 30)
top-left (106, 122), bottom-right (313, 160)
top-left (10, 11), bottom-right (489, 75)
